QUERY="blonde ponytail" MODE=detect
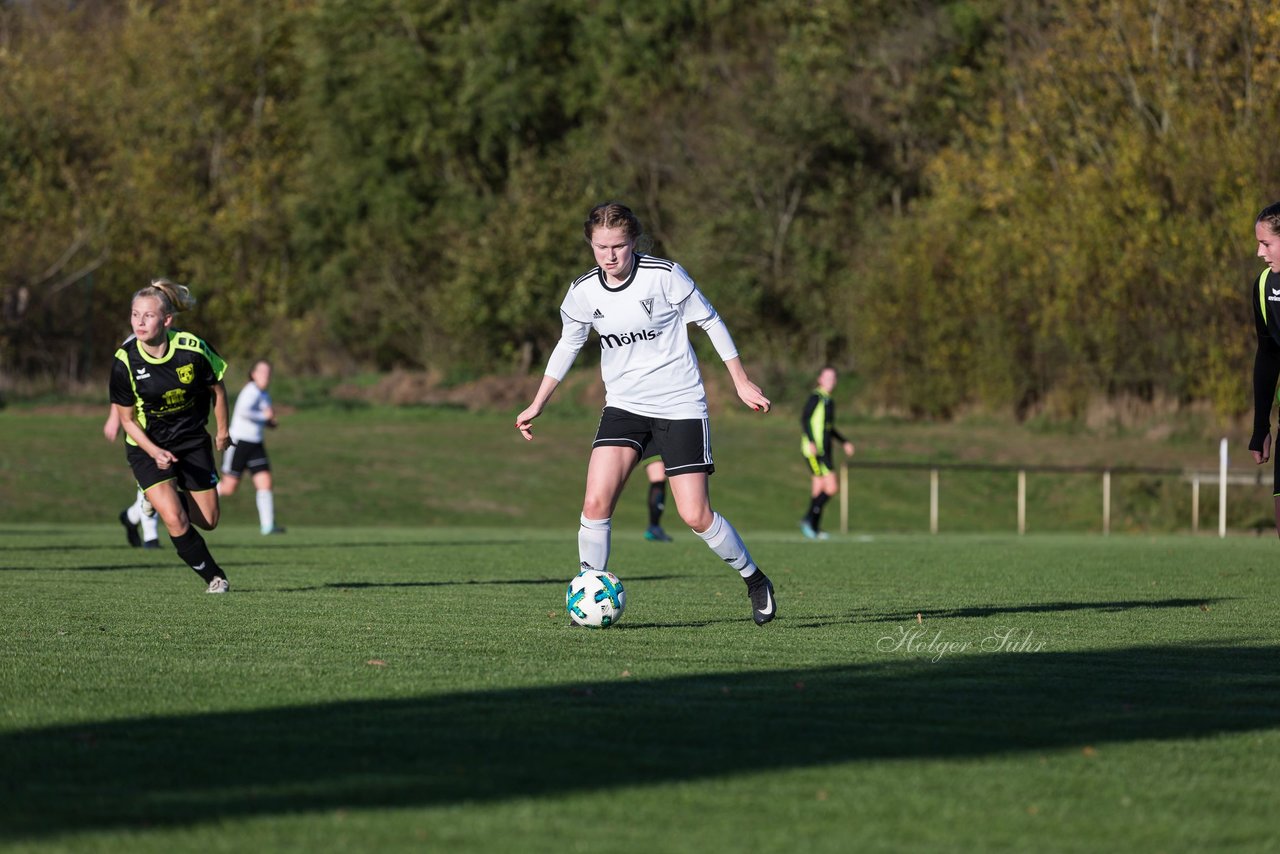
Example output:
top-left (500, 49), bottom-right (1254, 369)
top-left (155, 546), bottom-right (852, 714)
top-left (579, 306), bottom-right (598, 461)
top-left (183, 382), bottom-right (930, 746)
top-left (132, 278), bottom-right (196, 315)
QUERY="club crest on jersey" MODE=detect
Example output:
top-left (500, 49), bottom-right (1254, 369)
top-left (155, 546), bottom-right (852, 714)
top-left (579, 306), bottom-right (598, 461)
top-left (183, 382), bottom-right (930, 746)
top-left (639, 298), bottom-right (654, 319)
top-left (177, 364), bottom-right (195, 384)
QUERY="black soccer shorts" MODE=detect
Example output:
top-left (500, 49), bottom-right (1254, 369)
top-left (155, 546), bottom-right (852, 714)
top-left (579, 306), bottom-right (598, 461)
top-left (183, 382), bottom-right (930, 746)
top-left (592, 406), bottom-right (715, 476)
top-left (222, 440), bottom-right (271, 477)
top-left (127, 434), bottom-right (220, 494)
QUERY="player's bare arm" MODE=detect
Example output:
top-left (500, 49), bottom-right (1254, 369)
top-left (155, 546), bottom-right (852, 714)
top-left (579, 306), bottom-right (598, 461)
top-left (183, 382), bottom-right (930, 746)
top-left (516, 375), bottom-right (562, 441)
top-left (103, 404), bottom-right (121, 442)
top-left (723, 357), bottom-right (770, 413)
top-left (115, 402), bottom-right (177, 469)
top-left (211, 382), bottom-right (231, 452)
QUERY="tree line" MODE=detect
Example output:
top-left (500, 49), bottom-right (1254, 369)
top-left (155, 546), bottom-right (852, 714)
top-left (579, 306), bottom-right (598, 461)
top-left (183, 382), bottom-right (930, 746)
top-left (2, 0), bottom-right (1275, 417)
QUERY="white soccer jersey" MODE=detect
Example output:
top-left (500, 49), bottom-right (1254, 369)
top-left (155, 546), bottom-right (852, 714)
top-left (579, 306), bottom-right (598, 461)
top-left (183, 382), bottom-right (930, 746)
top-left (228, 381), bottom-right (272, 443)
top-left (545, 255), bottom-right (738, 419)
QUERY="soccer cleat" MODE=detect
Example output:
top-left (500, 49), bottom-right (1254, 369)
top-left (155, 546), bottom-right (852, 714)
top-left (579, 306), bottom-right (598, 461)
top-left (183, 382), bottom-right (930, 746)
top-left (816, 530), bottom-right (831, 541)
top-left (262, 526), bottom-right (287, 535)
top-left (644, 525), bottom-right (672, 542)
top-left (142, 539), bottom-right (162, 550)
top-left (206, 577), bottom-right (229, 594)
top-left (119, 510), bottom-right (142, 547)
top-left (800, 520), bottom-right (817, 539)
top-left (747, 573), bottom-right (777, 626)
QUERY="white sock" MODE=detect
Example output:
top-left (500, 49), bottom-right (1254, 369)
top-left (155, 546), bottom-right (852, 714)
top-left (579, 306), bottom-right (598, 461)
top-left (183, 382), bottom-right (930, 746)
top-left (139, 506), bottom-right (159, 542)
top-left (257, 489), bottom-right (275, 533)
top-left (695, 512), bottom-right (758, 578)
top-left (126, 490), bottom-right (145, 525)
top-left (578, 515), bottom-right (611, 571)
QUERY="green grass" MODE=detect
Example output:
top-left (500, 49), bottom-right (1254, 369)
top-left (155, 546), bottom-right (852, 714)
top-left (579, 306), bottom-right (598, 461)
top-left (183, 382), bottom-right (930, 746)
top-left (2, 401), bottom-right (1278, 849)
top-left (1, 525), bottom-right (1278, 852)
top-left (1, 401), bottom-right (1272, 533)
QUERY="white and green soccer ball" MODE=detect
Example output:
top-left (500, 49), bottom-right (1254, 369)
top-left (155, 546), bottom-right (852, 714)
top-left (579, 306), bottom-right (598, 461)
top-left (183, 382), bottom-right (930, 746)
top-left (566, 568), bottom-right (626, 628)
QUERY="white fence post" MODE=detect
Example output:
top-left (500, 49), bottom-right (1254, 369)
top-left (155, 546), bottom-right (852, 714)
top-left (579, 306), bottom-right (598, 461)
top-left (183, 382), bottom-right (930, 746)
top-left (840, 462), bottom-right (849, 535)
top-left (1102, 470), bottom-right (1111, 536)
top-left (929, 468), bottom-right (939, 534)
top-left (1017, 469), bottom-right (1026, 535)
top-left (1191, 475), bottom-right (1199, 534)
top-left (1219, 438), bottom-right (1228, 538)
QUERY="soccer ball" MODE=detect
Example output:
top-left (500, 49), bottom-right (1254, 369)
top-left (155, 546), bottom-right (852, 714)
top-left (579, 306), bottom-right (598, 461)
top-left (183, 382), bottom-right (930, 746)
top-left (566, 568), bottom-right (626, 628)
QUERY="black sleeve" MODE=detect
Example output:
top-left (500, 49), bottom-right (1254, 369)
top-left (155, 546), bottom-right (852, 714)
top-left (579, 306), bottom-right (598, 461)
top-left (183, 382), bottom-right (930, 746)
top-left (800, 393), bottom-right (819, 442)
top-left (1251, 280), bottom-right (1280, 452)
top-left (108, 353), bottom-right (135, 408)
top-left (828, 399), bottom-right (848, 443)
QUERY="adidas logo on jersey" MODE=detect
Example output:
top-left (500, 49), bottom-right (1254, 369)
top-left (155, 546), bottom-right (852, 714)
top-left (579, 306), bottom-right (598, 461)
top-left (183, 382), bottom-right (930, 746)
top-left (593, 309), bottom-right (604, 318)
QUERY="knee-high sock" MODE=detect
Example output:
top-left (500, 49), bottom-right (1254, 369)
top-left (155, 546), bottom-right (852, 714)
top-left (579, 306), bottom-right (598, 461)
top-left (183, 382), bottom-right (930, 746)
top-left (647, 482), bottom-right (666, 527)
top-left (579, 515), bottom-right (611, 571)
top-left (171, 527), bottom-right (224, 583)
top-left (807, 492), bottom-right (831, 532)
top-left (134, 490), bottom-right (159, 541)
top-left (256, 489), bottom-right (275, 533)
top-left (695, 512), bottom-right (758, 579)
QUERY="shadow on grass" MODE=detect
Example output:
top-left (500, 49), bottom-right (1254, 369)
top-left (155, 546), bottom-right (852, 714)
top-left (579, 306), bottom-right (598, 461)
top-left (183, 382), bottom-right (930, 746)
top-left (1, 644), bottom-right (1277, 840)
top-left (217, 540), bottom-right (532, 550)
top-left (0, 540), bottom-right (531, 554)
top-left (274, 574), bottom-right (685, 592)
top-left (852, 598), bottom-right (1234, 624)
top-left (1, 562), bottom-right (278, 574)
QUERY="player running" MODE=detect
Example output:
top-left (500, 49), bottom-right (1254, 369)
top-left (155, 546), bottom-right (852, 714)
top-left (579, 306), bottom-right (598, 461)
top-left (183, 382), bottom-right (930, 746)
top-left (799, 366), bottom-right (855, 540)
top-left (515, 201), bottom-right (777, 625)
top-left (108, 279), bottom-right (233, 593)
top-left (218, 359), bottom-right (285, 535)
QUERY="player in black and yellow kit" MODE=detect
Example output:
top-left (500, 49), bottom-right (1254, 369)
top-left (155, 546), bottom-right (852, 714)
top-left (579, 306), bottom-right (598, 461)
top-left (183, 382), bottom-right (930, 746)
top-left (799, 366), bottom-right (854, 539)
top-left (1249, 202), bottom-right (1280, 538)
top-left (108, 279), bottom-right (234, 592)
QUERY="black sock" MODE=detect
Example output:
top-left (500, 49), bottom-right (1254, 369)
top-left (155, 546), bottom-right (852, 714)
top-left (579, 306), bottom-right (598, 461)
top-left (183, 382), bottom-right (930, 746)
top-left (648, 482), bottom-right (666, 527)
top-left (808, 493), bottom-right (831, 532)
top-left (171, 527), bottom-right (225, 584)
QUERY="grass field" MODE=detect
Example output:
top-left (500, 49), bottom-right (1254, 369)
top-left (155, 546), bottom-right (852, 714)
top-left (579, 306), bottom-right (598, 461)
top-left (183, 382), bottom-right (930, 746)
top-left (1, 400), bottom-right (1272, 534)
top-left (2, 401), bottom-right (1278, 850)
top-left (2, 524), bottom-right (1278, 852)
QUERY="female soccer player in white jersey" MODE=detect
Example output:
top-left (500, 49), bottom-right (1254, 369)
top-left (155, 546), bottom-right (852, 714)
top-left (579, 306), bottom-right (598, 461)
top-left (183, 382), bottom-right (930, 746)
top-left (218, 359), bottom-right (285, 535)
top-left (515, 202), bottom-right (777, 625)
top-left (108, 279), bottom-right (233, 593)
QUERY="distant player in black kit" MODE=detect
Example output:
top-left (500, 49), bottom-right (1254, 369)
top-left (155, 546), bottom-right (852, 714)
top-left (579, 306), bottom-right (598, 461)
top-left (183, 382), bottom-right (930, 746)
top-left (1249, 201), bottom-right (1280, 538)
top-left (799, 366), bottom-right (855, 540)
top-left (108, 279), bottom-right (233, 592)
top-left (516, 202), bottom-right (777, 625)
top-left (641, 456), bottom-right (672, 542)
